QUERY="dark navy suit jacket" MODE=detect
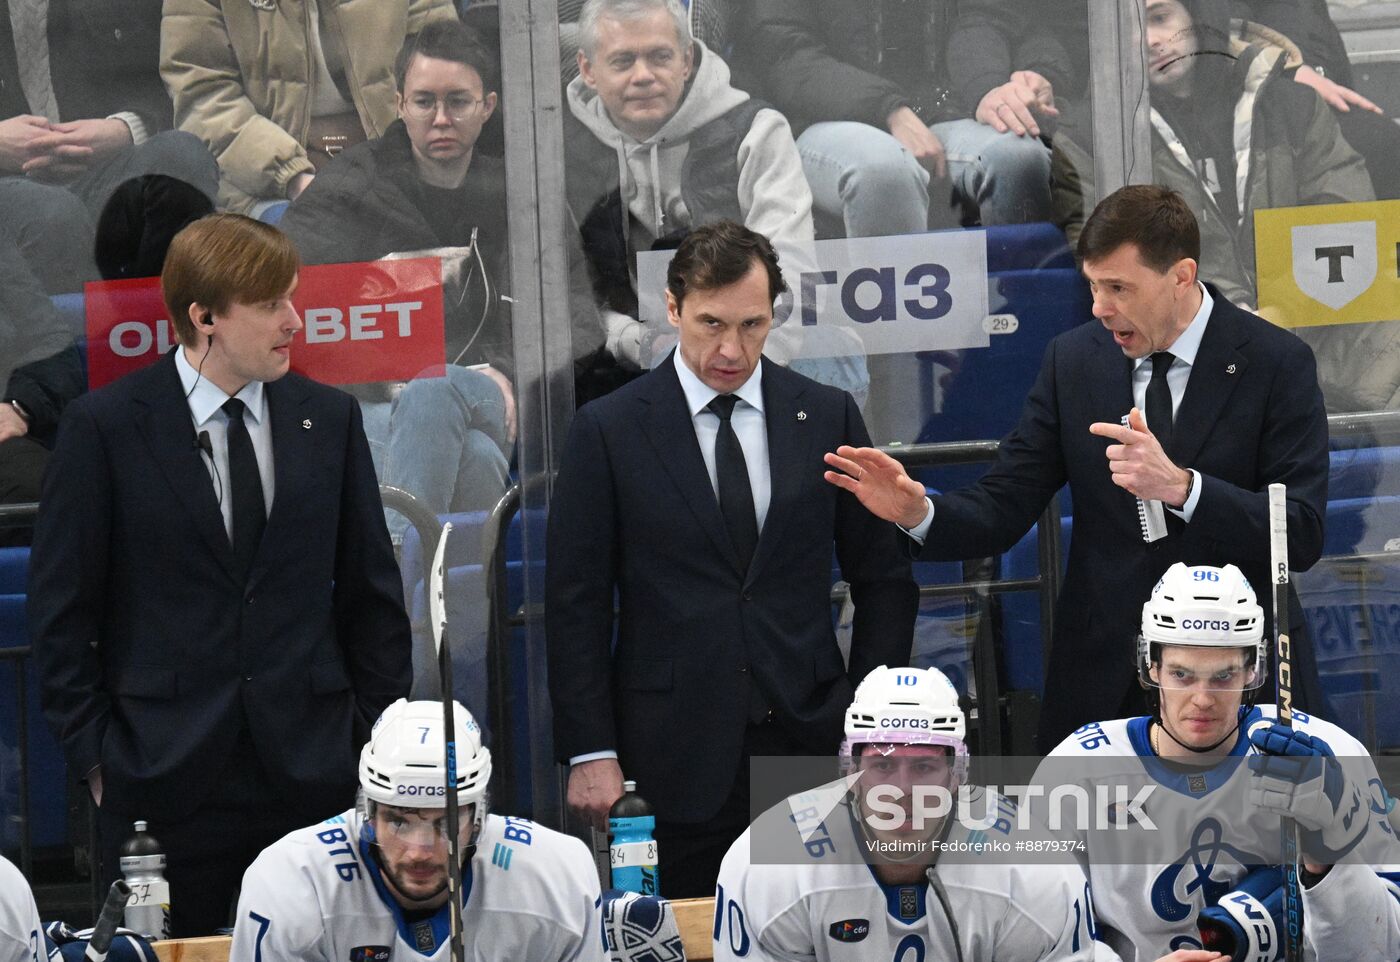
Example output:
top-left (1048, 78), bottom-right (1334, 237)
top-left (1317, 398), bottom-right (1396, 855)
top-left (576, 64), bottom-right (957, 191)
top-left (921, 286), bottom-right (1329, 749)
top-left (29, 350), bottom-right (411, 819)
top-left (546, 354), bottom-right (918, 823)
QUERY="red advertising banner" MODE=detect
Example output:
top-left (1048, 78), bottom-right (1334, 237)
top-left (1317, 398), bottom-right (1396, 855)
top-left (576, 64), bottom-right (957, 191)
top-left (84, 258), bottom-right (446, 390)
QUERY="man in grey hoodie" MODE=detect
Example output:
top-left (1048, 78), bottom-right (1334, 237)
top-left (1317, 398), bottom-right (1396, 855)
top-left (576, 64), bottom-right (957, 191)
top-left (562, 0), bottom-right (826, 378)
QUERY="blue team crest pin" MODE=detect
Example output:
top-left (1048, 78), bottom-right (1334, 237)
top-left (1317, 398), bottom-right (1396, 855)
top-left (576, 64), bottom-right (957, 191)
top-left (349, 947), bottom-right (390, 961)
top-left (1225, 364), bottom-right (1237, 374)
top-left (828, 919), bottom-right (870, 943)
top-left (796, 410), bottom-right (807, 421)
top-left (302, 418), bottom-right (312, 429)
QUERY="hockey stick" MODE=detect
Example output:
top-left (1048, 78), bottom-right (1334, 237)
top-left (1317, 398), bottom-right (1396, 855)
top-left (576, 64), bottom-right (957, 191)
top-left (1268, 484), bottom-right (1303, 962)
top-left (430, 522), bottom-right (465, 962)
top-left (84, 880), bottom-right (131, 962)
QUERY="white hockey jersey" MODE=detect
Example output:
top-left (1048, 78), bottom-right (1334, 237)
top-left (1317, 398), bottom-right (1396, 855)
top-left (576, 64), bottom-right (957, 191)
top-left (0, 856), bottom-right (54, 962)
top-left (1045, 707), bottom-right (1400, 962)
top-left (230, 809), bottom-right (604, 962)
top-left (713, 790), bottom-right (1110, 961)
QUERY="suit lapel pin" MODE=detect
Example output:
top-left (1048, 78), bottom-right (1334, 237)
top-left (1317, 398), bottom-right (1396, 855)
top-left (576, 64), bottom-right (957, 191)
top-left (796, 411), bottom-right (807, 421)
top-left (1225, 364), bottom-right (1237, 375)
top-left (302, 418), bottom-right (312, 429)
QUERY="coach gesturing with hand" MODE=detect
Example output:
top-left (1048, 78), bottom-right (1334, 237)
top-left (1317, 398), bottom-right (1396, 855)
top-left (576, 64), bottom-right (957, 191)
top-left (825, 185), bottom-right (1330, 751)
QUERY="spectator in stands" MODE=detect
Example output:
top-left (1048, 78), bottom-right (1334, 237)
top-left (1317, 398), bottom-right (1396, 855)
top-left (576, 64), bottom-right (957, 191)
top-left (1, 0), bottom-right (216, 292)
top-left (825, 185), bottom-right (1332, 753)
top-left (0, 238), bottom-right (81, 544)
top-left (1056, 0), bottom-right (1391, 410)
top-left (29, 213), bottom-right (411, 936)
top-left (944, 0), bottom-right (1091, 152)
top-left (1056, 0), bottom-right (1372, 308)
top-left (0, 174), bottom-right (210, 541)
top-left (555, 0), bottom-right (730, 83)
top-left (546, 221), bottom-right (916, 898)
top-left (730, 0), bottom-right (1054, 237)
top-left (1233, 0), bottom-right (1400, 200)
top-left (93, 173), bottom-right (215, 281)
top-left (160, 0), bottom-right (457, 216)
top-left (565, 0), bottom-right (867, 402)
top-left (280, 20), bottom-right (604, 533)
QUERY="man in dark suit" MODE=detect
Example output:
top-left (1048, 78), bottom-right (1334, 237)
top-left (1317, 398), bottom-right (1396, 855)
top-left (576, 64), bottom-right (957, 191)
top-left (824, 185), bottom-right (1329, 753)
top-left (546, 221), bottom-right (917, 898)
top-left (29, 213), bottom-right (411, 936)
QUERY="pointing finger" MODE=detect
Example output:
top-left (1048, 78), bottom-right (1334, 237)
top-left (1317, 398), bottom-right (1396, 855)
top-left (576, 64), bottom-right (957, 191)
top-left (1088, 421), bottom-right (1132, 442)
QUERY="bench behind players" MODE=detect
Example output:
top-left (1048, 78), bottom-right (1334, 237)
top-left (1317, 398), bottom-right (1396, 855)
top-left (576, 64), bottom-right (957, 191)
top-left (230, 699), bottom-right (604, 961)
top-left (713, 664), bottom-right (1111, 960)
top-left (1044, 563), bottom-right (1400, 961)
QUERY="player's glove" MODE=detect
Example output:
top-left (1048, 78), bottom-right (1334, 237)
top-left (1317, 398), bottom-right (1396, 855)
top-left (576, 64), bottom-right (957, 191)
top-left (1197, 866), bottom-right (1283, 962)
top-left (1248, 723), bottom-right (1367, 862)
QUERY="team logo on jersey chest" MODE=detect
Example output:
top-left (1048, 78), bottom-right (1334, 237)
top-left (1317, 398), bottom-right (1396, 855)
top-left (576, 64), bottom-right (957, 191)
top-left (898, 887), bottom-right (919, 920)
top-left (827, 919), bottom-right (870, 943)
top-left (412, 919), bottom-right (435, 951)
top-left (349, 947), bottom-right (390, 961)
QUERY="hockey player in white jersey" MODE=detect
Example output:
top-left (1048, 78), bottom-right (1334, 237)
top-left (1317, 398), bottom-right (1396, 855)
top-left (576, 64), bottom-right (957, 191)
top-left (1044, 563), bottom-right (1400, 962)
top-left (0, 856), bottom-right (57, 962)
top-left (229, 699), bottom-right (604, 962)
top-left (713, 664), bottom-right (1118, 962)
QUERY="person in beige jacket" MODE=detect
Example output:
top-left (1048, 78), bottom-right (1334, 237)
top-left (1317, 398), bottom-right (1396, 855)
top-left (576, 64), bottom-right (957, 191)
top-left (160, 0), bottom-right (457, 214)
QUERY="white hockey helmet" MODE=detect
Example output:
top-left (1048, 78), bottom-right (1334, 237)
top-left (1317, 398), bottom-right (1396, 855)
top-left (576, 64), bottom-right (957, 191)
top-left (1138, 563), bottom-right (1267, 691)
top-left (840, 666), bottom-right (969, 785)
top-left (359, 699), bottom-right (492, 839)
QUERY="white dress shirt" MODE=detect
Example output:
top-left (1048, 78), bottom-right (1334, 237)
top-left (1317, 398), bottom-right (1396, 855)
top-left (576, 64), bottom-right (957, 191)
top-left (672, 347), bottom-right (772, 531)
top-left (1130, 282), bottom-right (1212, 521)
top-left (176, 348), bottom-right (275, 540)
top-left (906, 282), bottom-right (1215, 542)
top-left (570, 349), bottom-right (773, 768)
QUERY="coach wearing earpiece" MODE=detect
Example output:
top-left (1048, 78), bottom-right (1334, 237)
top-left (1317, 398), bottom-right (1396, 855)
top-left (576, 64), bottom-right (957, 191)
top-left (28, 212), bottom-right (411, 937)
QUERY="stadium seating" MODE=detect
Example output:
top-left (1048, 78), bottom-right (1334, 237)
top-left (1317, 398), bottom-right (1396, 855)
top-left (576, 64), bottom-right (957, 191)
top-left (0, 545), bottom-right (69, 850)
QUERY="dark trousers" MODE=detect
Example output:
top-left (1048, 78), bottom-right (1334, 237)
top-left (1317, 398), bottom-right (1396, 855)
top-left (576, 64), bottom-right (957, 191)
top-left (96, 729), bottom-right (339, 937)
top-left (0, 437), bottom-right (48, 545)
top-left (1336, 106), bottom-right (1400, 201)
top-left (0, 131), bottom-right (217, 293)
top-left (652, 719), bottom-right (804, 899)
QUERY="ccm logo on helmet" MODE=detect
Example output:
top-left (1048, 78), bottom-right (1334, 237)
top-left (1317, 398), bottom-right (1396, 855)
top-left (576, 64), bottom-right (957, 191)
top-left (396, 784), bottom-right (446, 797)
top-left (1180, 619), bottom-right (1231, 631)
top-left (878, 718), bottom-right (931, 729)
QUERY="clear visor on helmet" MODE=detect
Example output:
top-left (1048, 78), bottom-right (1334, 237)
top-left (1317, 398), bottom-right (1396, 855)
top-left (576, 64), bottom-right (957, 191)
top-left (840, 730), bottom-right (970, 784)
top-left (839, 731), bottom-right (969, 865)
top-left (1138, 638), bottom-right (1266, 693)
top-left (361, 796), bottom-right (482, 852)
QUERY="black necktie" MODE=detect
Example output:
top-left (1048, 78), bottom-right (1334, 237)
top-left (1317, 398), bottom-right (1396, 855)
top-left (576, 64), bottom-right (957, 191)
top-left (707, 394), bottom-right (758, 570)
top-left (1147, 351), bottom-right (1175, 452)
top-left (223, 397), bottom-right (266, 576)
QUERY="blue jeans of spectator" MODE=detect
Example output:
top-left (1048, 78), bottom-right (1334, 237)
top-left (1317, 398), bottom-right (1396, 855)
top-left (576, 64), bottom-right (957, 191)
top-left (381, 365), bottom-right (511, 544)
top-left (0, 130), bottom-right (217, 292)
top-left (796, 118), bottom-right (1052, 236)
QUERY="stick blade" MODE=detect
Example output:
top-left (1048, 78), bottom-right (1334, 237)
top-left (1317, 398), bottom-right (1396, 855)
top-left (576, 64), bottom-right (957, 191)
top-left (430, 522), bottom-right (454, 654)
